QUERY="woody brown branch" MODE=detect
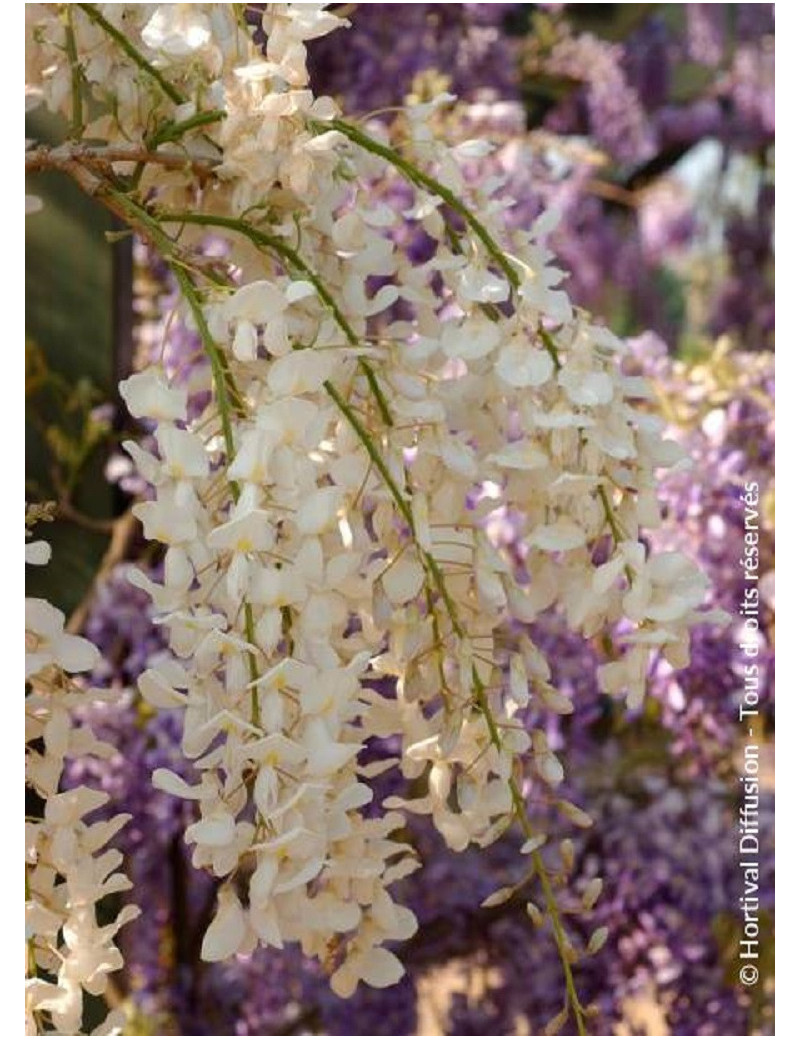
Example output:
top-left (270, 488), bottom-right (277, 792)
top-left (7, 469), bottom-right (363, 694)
top-left (25, 143), bottom-right (219, 181)
top-left (26, 148), bottom-right (228, 284)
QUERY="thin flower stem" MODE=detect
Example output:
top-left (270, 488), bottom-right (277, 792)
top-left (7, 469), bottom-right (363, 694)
top-left (160, 210), bottom-right (394, 426)
top-left (25, 866), bottom-right (38, 979)
top-left (170, 266), bottom-right (237, 461)
top-left (162, 212), bottom-right (355, 337)
top-left (76, 3), bottom-right (184, 105)
top-left (72, 182), bottom-right (246, 415)
top-left (540, 327), bottom-right (561, 366)
top-left (475, 683), bottom-right (587, 1036)
top-left (424, 585), bottom-right (455, 706)
top-left (324, 118), bottom-right (521, 290)
top-left (63, 7), bottom-right (83, 137)
top-left (147, 109), bottom-right (226, 148)
top-left (315, 117), bottom-right (562, 370)
top-left (598, 483), bottom-right (635, 586)
top-left (170, 264), bottom-right (261, 720)
top-left (323, 378), bottom-right (460, 625)
top-left (598, 485), bottom-right (625, 545)
top-left (323, 381), bottom-right (412, 526)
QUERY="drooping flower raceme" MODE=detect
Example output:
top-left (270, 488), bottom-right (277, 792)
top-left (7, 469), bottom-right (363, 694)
top-left (25, 3), bottom-right (721, 1028)
top-left (25, 537), bottom-right (138, 1035)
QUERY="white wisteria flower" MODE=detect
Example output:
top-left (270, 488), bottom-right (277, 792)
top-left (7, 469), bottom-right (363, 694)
top-left (25, 539), bottom-right (136, 1036)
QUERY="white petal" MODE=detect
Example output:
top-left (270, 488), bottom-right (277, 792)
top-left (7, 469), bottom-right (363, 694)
top-left (119, 369), bottom-right (187, 421)
top-left (528, 519), bottom-right (586, 552)
top-left (296, 488), bottom-right (342, 535)
top-left (330, 962), bottom-right (358, 999)
top-left (457, 265), bottom-right (508, 303)
top-left (648, 551), bottom-right (695, 584)
top-left (442, 317), bottom-right (501, 360)
top-left (26, 597), bottom-right (63, 638)
top-left (382, 557), bottom-right (425, 605)
top-left (186, 812), bottom-right (236, 847)
top-left (55, 632), bottom-right (100, 673)
top-left (559, 367), bottom-right (614, 406)
top-left (151, 768), bottom-right (204, 800)
top-left (286, 280), bottom-right (316, 303)
top-left (25, 540), bottom-right (51, 566)
top-left (481, 885), bottom-right (515, 908)
top-left (138, 669), bottom-right (186, 709)
top-left (201, 892), bottom-right (247, 961)
top-left (592, 554), bottom-right (626, 594)
top-left (495, 342), bottom-right (553, 388)
top-left (488, 442), bottom-right (548, 470)
top-left (359, 947), bottom-right (405, 989)
top-left (267, 351), bottom-right (332, 396)
top-left (249, 857), bottom-right (279, 905)
top-left (233, 321), bottom-right (257, 361)
top-left (509, 655), bottom-right (530, 707)
top-left (226, 280), bottom-right (287, 323)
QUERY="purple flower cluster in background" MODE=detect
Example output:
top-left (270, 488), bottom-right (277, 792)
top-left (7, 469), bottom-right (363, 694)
top-left (306, 5), bottom-right (521, 112)
top-left (540, 30), bottom-right (658, 163)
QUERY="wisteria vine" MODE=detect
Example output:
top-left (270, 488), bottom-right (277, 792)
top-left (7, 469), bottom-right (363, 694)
top-left (25, 4), bottom-right (738, 1035)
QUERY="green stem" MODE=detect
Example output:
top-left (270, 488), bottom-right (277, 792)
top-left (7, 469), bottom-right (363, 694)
top-left (63, 7), bottom-right (83, 138)
top-left (324, 118), bottom-right (520, 291)
top-left (539, 327), bottom-right (562, 370)
top-left (316, 118), bottom-right (562, 370)
top-left (76, 3), bottom-right (185, 105)
top-left (533, 848), bottom-right (587, 1035)
top-left (160, 210), bottom-right (394, 427)
top-left (324, 380), bottom-right (411, 525)
top-left (147, 110), bottom-right (226, 148)
top-left (171, 264), bottom-right (261, 724)
top-left (25, 865), bottom-right (38, 979)
top-left (161, 213), bottom-right (355, 337)
top-left (323, 380), bottom-right (467, 640)
top-left (598, 485), bottom-right (624, 546)
top-left (170, 265), bottom-right (237, 461)
top-left (475, 682), bottom-right (586, 1035)
top-left (243, 604), bottom-right (261, 726)
top-left (598, 483), bottom-right (635, 586)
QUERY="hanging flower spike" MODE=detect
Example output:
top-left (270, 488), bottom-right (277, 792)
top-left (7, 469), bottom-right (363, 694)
top-left (26, 527), bottom-right (137, 1036)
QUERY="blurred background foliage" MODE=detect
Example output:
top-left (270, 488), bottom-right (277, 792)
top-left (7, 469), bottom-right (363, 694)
top-left (26, 108), bottom-right (119, 612)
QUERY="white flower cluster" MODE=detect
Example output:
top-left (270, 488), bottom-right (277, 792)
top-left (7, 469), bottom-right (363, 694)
top-left (25, 541), bottom-right (137, 1035)
top-left (27, 3), bottom-right (243, 141)
top-left (121, 353), bottom-right (420, 995)
top-left (26, 1), bottom-right (720, 1008)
